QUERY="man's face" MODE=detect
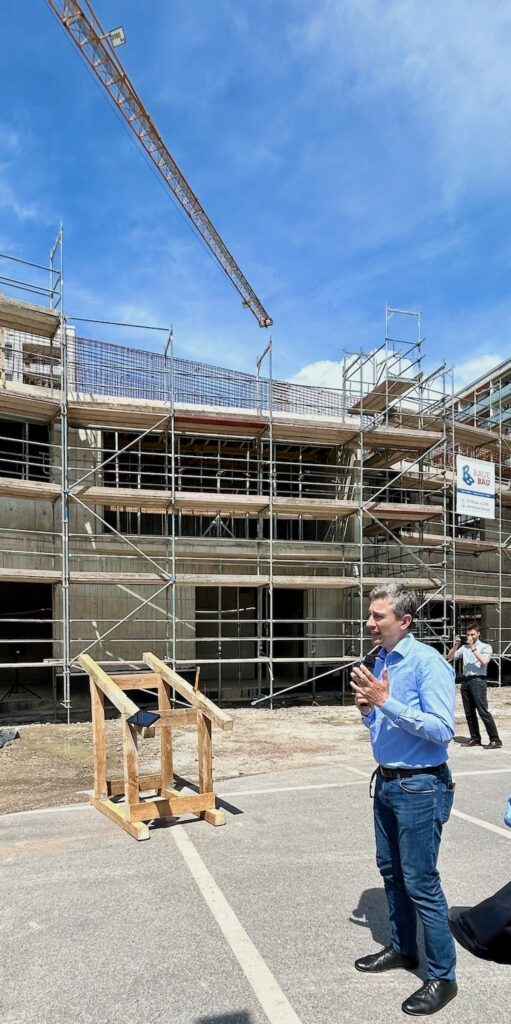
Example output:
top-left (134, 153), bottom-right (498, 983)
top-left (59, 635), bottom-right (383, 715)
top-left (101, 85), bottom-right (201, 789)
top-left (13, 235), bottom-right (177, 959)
top-left (367, 596), bottom-right (412, 652)
top-left (466, 628), bottom-right (480, 647)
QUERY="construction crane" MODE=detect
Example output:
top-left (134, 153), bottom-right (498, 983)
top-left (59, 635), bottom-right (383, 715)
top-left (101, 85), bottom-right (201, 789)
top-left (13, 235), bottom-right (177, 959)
top-left (44, 0), bottom-right (273, 328)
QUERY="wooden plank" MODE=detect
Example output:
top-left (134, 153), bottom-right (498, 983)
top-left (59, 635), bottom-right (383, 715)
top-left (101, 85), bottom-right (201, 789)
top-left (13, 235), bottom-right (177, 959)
top-left (129, 791), bottom-right (215, 822)
top-left (349, 377), bottom-right (416, 414)
top-left (73, 484), bottom-right (172, 512)
top-left (0, 477), bottom-right (60, 501)
top-left (197, 711), bottom-right (213, 795)
top-left (272, 497), bottom-right (357, 519)
top-left (90, 679), bottom-right (107, 799)
top-left (174, 492), bottom-right (268, 517)
top-left (0, 386), bottom-right (60, 424)
top-left (166, 786), bottom-right (225, 827)
top-left (108, 773), bottom-right (162, 797)
top-left (110, 673), bottom-right (161, 690)
top-left (452, 422), bottom-right (499, 447)
top-left (143, 653), bottom-right (234, 732)
top-left (123, 715), bottom-right (140, 817)
top-left (78, 654), bottom-right (140, 717)
top-left (364, 501), bottom-right (439, 521)
top-left (364, 426), bottom-right (442, 450)
top-left (178, 574), bottom-right (268, 588)
top-left (89, 796), bottom-right (150, 840)
top-left (0, 294), bottom-right (61, 338)
top-left (158, 708), bottom-right (198, 726)
top-left (0, 568), bottom-right (60, 584)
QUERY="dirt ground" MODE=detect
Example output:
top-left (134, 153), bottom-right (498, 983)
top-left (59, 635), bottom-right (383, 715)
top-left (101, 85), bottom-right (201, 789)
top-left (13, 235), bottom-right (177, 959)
top-left (2, 691), bottom-right (511, 815)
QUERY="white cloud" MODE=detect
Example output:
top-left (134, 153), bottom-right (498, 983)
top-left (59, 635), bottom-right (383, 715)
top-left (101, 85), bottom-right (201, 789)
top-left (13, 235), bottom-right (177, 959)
top-left (0, 179), bottom-right (39, 222)
top-left (290, 359), bottom-right (342, 388)
top-left (454, 353), bottom-right (506, 390)
top-left (290, 0), bottom-right (511, 203)
top-left (291, 349), bottom-right (510, 405)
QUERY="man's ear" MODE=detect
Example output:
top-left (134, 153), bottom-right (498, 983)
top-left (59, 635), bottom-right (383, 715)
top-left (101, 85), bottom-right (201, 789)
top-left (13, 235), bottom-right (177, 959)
top-left (401, 614), bottom-right (412, 630)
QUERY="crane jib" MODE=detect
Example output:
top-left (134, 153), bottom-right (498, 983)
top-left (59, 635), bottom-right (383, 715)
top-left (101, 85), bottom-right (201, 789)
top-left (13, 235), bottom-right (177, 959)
top-left (44, 0), bottom-right (273, 328)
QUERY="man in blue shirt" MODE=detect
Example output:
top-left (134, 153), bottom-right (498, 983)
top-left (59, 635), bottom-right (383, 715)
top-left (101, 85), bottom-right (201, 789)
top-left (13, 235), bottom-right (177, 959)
top-left (350, 581), bottom-right (457, 1016)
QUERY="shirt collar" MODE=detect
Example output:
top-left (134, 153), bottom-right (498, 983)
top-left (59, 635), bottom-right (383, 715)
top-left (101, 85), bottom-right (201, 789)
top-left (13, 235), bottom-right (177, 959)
top-left (380, 632), bottom-right (414, 661)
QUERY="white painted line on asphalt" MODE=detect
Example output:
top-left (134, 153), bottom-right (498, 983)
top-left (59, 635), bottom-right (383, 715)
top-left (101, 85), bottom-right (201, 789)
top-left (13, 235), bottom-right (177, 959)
top-left (451, 808), bottom-right (511, 839)
top-left (220, 778), bottom-right (366, 798)
top-left (172, 824), bottom-right (303, 1024)
top-left (0, 802), bottom-right (90, 819)
top-left (0, 766), bottom-right (508, 819)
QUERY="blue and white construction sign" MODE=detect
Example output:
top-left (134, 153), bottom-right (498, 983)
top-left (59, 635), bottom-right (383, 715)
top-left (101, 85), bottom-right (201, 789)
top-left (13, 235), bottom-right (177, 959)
top-left (456, 456), bottom-right (495, 519)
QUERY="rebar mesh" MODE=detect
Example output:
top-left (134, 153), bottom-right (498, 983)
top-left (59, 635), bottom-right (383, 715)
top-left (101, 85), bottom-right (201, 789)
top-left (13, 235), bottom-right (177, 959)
top-left (74, 336), bottom-right (348, 417)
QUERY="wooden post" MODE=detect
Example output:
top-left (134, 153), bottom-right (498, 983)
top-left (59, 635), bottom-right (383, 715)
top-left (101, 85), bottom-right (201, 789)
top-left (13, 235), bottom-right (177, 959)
top-left (90, 679), bottom-right (107, 799)
top-left (122, 715), bottom-right (140, 817)
top-left (197, 710), bottom-right (213, 794)
top-left (197, 710), bottom-right (225, 826)
top-left (158, 675), bottom-right (174, 793)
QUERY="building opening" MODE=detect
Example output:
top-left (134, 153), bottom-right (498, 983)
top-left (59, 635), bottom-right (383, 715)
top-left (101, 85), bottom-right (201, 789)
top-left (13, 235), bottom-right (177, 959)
top-left (0, 583), bottom-right (53, 720)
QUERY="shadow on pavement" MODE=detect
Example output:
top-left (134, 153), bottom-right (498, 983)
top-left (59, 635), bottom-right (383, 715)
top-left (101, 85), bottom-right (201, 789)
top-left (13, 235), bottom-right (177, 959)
top-left (195, 1014), bottom-right (253, 1023)
top-left (350, 887), bottom-right (426, 974)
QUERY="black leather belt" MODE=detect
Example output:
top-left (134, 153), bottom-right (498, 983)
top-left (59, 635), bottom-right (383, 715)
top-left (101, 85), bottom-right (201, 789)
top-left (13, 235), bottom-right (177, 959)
top-left (378, 762), bottom-right (447, 780)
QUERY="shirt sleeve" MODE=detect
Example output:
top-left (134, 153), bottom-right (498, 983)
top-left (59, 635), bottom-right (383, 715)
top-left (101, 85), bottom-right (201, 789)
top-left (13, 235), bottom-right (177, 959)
top-left (478, 642), bottom-right (492, 662)
top-left (453, 648), bottom-right (462, 660)
top-left (379, 655), bottom-right (455, 745)
top-left (360, 708), bottom-right (376, 728)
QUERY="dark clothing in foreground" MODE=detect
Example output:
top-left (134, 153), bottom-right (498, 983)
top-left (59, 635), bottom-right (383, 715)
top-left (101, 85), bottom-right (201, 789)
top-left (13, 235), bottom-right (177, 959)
top-left (449, 882), bottom-right (511, 964)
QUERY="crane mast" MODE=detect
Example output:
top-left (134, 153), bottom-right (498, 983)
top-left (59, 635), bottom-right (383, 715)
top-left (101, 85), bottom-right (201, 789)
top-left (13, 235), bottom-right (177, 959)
top-left (44, 0), bottom-right (273, 328)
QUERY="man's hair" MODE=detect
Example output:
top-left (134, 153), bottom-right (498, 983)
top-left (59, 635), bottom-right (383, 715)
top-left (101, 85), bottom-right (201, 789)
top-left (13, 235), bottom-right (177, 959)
top-left (368, 580), bottom-right (418, 620)
top-left (466, 622), bottom-right (480, 633)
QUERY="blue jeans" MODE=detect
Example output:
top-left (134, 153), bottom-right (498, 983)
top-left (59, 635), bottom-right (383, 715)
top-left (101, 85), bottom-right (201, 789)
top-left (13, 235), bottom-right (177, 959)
top-left (374, 765), bottom-right (456, 981)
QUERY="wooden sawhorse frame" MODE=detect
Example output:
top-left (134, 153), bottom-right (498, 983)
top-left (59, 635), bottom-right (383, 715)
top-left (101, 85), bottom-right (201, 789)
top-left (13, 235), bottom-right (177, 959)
top-left (79, 652), bottom-right (233, 841)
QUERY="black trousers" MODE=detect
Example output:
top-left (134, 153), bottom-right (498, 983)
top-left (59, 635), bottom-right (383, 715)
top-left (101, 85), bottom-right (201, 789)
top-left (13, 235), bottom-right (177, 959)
top-left (453, 882), bottom-right (511, 964)
top-left (460, 676), bottom-right (500, 743)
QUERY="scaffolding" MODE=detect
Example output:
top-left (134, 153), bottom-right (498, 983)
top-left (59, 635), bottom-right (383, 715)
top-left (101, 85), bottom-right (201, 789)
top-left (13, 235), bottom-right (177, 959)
top-left (0, 242), bottom-right (510, 721)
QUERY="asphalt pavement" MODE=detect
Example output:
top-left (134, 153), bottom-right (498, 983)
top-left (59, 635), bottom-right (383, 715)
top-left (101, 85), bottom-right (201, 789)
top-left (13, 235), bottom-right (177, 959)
top-left (1, 740), bottom-right (510, 1024)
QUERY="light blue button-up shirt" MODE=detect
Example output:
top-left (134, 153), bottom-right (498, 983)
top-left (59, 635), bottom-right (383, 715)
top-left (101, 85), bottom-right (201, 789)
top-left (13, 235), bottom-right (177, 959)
top-left (362, 633), bottom-right (455, 768)
top-left (454, 641), bottom-right (492, 678)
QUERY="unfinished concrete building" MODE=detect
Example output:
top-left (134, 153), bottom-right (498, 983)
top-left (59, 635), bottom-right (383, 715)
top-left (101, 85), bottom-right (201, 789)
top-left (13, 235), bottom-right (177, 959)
top-left (1, 246), bottom-right (510, 720)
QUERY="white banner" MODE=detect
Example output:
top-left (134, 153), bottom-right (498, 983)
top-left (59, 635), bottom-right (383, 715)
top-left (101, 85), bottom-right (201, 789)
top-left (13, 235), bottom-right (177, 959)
top-left (456, 456), bottom-right (495, 519)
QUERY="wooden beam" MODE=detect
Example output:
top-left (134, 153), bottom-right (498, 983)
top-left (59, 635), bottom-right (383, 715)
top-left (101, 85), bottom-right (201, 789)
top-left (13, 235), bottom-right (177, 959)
top-left (110, 673), bottom-right (161, 690)
top-left (143, 653), bottom-right (233, 731)
top-left (129, 791), bottom-right (215, 822)
top-left (90, 679), bottom-right (107, 799)
top-left (89, 796), bottom-right (149, 840)
top-left (159, 675), bottom-right (174, 794)
top-left (123, 715), bottom-right (140, 816)
top-left (108, 773), bottom-right (162, 797)
top-left (78, 654), bottom-right (140, 717)
top-left (197, 711), bottom-right (213, 794)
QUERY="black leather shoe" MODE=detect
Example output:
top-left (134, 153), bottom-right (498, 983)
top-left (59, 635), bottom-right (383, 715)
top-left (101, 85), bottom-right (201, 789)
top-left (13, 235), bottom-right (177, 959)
top-left (466, 738), bottom-right (481, 746)
top-left (483, 739), bottom-right (502, 749)
top-left (355, 944), bottom-right (419, 973)
top-left (402, 979), bottom-right (458, 1015)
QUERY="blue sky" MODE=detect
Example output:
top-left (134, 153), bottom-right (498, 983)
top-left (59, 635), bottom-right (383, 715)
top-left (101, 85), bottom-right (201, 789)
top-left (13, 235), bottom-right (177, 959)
top-left (1, 1), bottom-right (511, 388)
